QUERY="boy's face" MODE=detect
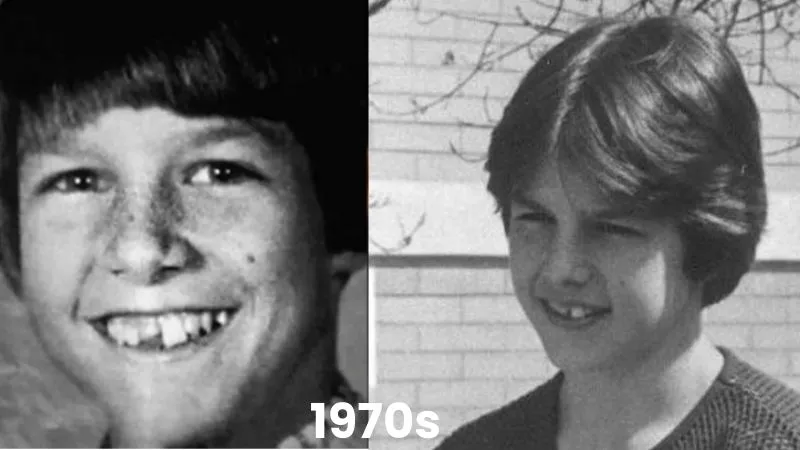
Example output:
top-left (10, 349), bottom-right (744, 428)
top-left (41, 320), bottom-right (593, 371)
top-left (18, 107), bottom-right (328, 445)
top-left (507, 158), bottom-right (704, 375)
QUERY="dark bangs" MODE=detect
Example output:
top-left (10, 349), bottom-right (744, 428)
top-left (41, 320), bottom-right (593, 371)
top-left (494, 16), bottom-right (762, 238)
top-left (6, 18), bottom-right (324, 155)
top-left (0, 8), bottom-right (366, 261)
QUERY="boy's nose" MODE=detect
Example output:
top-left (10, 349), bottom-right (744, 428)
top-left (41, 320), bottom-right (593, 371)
top-left (100, 190), bottom-right (194, 285)
top-left (539, 235), bottom-right (594, 289)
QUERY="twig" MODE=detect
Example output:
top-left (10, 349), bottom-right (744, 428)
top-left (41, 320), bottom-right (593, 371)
top-left (369, 0), bottom-right (394, 17)
top-left (758, 0), bottom-right (767, 83)
top-left (723, 0), bottom-right (744, 39)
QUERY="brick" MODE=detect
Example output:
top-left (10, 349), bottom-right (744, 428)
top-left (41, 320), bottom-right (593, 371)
top-left (422, 0), bottom-right (502, 14)
top-left (369, 10), bottom-right (457, 39)
top-left (458, 125), bottom-right (493, 154)
top-left (453, 15), bottom-right (504, 42)
top-left (499, 0), bottom-right (571, 21)
top-left (438, 96), bottom-right (505, 125)
top-left (368, 94), bottom-right (429, 122)
top-left (705, 324), bottom-right (752, 349)
top-left (464, 351), bottom-right (553, 379)
top-left (412, 39), bottom-right (486, 68)
top-left (416, 152), bottom-right (489, 183)
top-left (458, 69), bottom-right (523, 98)
top-left (762, 139), bottom-right (796, 163)
top-left (752, 85), bottom-right (790, 112)
top-left (377, 325), bottom-right (421, 351)
top-left (419, 324), bottom-right (542, 350)
top-left (379, 296), bottom-right (462, 323)
top-left (753, 325), bottom-right (800, 349)
top-left (371, 381), bottom-right (418, 406)
top-left (786, 352), bottom-right (800, 374)
top-left (737, 349), bottom-right (791, 376)
top-left (497, 42), bottom-right (542, 71)
top-left (504, 379), bottom-right (552, 402)
top-left (419, 266), bottom-right (506, 294)
top-left (370, 37), bottom-right (413, 65)
top-left (369, 150), bottom-right (419, 180)
top-left (379, 352), bottom-right (463, 380)
top-left (703, 296), bottom-right (789, 323)
top-left (734, 272), bottom-right (800, 297)
top-left (419, 381), bottom-right (506, 407)
top-left (371, 122), bottom-right (459, 152)
top-left (374, 267), bottom-right (420, 294)
top-left (784, 299), bottom-right (800, 321)
top-left (767, 59), bottom-right (800, 88)
top-left (370, 66), bottom-right (460, 95)
top-left (461, 295), bottom-right (527, 323)
top-left (760, 111), bottom-right (795, 138)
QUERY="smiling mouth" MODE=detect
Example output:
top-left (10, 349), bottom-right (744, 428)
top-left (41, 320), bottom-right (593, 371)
top-left (539, 298), bottom-right (611, 325)
top-left (89, 308), bottom-right (239, 352)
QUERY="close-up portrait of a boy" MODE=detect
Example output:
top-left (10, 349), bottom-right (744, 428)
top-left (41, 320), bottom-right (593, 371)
top-left (0, 2), bottom-right (367, 448)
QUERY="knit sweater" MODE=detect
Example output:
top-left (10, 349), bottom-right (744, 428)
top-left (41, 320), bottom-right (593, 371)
top-left (435, 348), bottom-right (800, 449)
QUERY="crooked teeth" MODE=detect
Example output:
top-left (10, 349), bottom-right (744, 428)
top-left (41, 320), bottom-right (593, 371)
top-left (159, 315), bottom-right (187, 348)
top-left (182, 313), bottom-right (201, 338)
top-left (104, 309), bottom-right (234, 349)
top-left (546, 301), bottom-right (601, 320)
top-left (201, 312), bottom-right (213, 334)
top-left (568, 307), bottom-right (588, 319)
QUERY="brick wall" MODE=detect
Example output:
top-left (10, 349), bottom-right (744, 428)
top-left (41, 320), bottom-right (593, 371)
top-left (371, 260), bottom-right (800, 450)
top-left (370, 0), bottom-right (800, 449)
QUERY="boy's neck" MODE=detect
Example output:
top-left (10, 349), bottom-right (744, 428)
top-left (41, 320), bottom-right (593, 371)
top-left (557, 325), bottom-right (723, 450)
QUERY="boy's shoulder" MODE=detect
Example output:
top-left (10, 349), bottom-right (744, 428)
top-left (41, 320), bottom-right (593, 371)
top-left (697, 348), bottom-right (800, 448)
top-left (434, 374), bottom-right (562, 450)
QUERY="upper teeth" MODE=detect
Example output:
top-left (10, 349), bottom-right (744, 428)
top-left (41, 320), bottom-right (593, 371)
top-left (104, 310), bottom-right (232, 349)
top-left (547, 301), bottom-right (600, 320)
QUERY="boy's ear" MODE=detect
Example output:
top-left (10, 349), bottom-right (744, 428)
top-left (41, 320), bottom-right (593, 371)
top-left (329, 252), bottom-right (367, 300)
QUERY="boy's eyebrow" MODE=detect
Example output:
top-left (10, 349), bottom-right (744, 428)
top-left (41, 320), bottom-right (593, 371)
top-left (184, 122), bottom-right (263, 150)
top-left (509, 191), bottom-right (551, 213)
top-left (25, 120), bottom-right (286, 156)
top-left (184, 120), bottom-right (295, 154)
top-left (510, 190), bottom-right (642, 221)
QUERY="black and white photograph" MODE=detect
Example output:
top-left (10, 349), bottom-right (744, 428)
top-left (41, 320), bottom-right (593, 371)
top-left (0, 1), bottom-right (367, 447)
top-left (370, 0), bottom-right (800, 449)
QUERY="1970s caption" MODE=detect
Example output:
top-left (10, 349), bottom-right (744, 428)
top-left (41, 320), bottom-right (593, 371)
top-left (311, 402), bottom-right (440, 439)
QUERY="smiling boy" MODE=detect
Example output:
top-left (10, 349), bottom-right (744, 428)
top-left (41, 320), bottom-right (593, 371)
top-left (437, 16), bottom-right (800, 450)
top-left (0, 3), bottom-right (366, 448)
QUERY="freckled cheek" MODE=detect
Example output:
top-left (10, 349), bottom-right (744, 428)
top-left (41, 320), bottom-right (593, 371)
top-left (20, 206), bottom-right (103, 306)
top-left (185, 196), bottom-right (301, 269)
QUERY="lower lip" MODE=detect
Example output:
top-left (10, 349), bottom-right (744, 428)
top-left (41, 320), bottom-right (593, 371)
top-left (90, 312), bottom-right (241, 364)
top-left (539, 298), bottom-right (611, 331)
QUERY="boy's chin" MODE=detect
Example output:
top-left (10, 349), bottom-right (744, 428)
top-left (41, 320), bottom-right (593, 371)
top-left (103, 393), bottom-right (237, 448)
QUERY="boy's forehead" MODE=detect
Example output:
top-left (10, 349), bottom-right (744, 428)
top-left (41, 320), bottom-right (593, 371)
top-left (21, 108), bottom-right (295, 156)
top-left (510, 158), bottom-right (648, 220)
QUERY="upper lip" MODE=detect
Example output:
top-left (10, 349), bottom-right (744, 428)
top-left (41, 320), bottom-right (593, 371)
top-left (79, 285), bottom-right (244, 322)
top-left (88, 305), bottom-right (240, 323)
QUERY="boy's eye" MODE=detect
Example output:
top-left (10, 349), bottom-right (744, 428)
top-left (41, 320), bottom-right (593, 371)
top-left (43, 169), bottom-right (110, 194)
top-left (595, 222), bottom-right (643, 237)
top-left (185, 161), bottom-right (263, 186)
top-left (514, 211), bottom-right (555, 224)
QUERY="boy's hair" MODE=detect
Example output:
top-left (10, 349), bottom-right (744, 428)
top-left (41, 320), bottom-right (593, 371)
top-left (486, 16), bottom-right (766, 307)
top-left (0, 4), bottom-right (366, 293)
